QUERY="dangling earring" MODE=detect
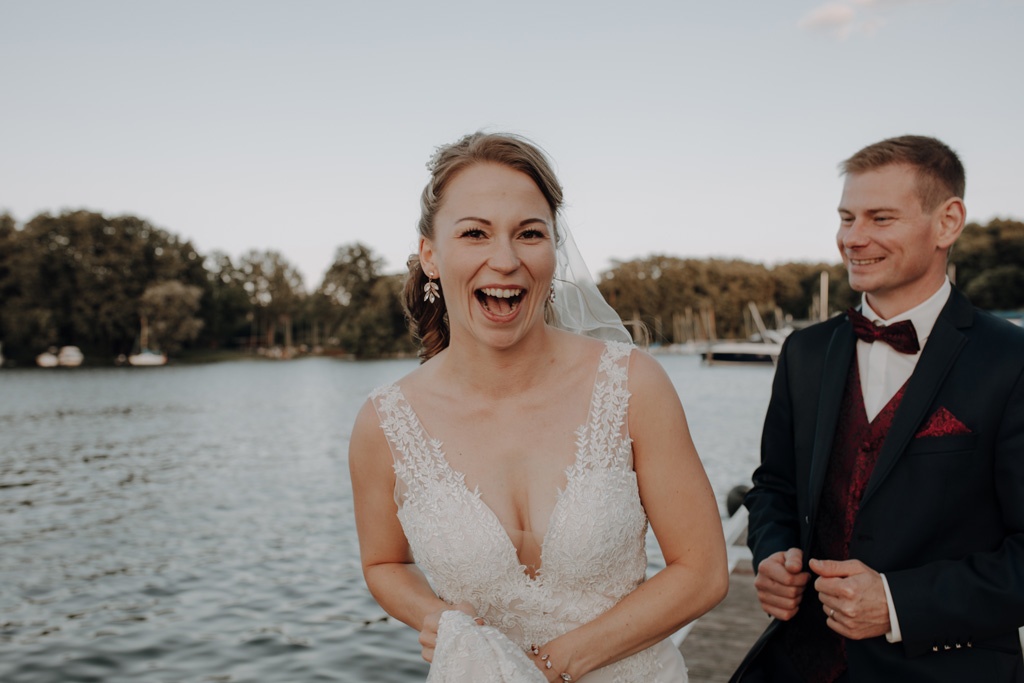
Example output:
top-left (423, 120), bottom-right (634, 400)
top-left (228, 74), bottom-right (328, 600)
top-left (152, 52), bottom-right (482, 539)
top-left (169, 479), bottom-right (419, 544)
top-left (548, 282), bottom-right (556, 303)
top-left (424, 272), bottom-right (440, 303)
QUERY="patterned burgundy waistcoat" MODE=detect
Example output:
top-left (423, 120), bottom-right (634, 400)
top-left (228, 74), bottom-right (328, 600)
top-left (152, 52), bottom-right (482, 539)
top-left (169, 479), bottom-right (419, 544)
top-left (784, 356), bottom-right (907, 683)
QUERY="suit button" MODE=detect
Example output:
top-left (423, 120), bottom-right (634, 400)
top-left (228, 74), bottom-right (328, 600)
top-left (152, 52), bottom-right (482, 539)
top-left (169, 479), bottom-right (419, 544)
top-left (943, 644), bottom-right (952, 651)
top-left (955, 643), bottom-right (962, 649)
top-left (932, 644), bottom-right (939, 652)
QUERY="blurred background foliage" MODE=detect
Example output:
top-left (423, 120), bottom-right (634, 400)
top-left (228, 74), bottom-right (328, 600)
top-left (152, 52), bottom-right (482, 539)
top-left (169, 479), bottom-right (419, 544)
top-left (0, 210), bottom-right (1021, 363)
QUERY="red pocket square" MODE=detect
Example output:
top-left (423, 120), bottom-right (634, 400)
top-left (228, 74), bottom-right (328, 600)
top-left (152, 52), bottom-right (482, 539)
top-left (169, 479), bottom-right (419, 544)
top-left (915, 407), bottom-right (972, 438)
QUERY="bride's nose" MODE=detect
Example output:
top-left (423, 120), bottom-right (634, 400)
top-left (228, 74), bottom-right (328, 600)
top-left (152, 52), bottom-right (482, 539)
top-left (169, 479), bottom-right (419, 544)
top-left (487, 238), bottom-right (521, 273)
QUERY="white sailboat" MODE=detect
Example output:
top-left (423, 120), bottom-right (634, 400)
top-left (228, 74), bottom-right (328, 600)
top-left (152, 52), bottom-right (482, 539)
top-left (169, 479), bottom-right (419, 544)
top-left (128, 315), bottom-right (167, 367)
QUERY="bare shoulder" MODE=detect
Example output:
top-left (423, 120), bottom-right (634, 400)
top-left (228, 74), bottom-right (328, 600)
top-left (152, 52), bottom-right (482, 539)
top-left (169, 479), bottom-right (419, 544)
top-left (348, 394), bottom-right (397, 480)
top-left (626, 347), bottom-right (677, 398)
top-left (351, 397), bottom-right (381, 442)
top-left (554, 327), bottom-right (609, 357)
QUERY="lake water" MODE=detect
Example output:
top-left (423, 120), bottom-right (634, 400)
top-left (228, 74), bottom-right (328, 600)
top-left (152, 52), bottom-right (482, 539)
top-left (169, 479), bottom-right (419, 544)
top-left (0, 354), bottom-right (774, 683)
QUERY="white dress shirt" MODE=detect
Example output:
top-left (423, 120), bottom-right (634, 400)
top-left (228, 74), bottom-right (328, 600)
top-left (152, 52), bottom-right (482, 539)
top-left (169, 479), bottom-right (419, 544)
top-left (855, 277), bottom-right (952, 643)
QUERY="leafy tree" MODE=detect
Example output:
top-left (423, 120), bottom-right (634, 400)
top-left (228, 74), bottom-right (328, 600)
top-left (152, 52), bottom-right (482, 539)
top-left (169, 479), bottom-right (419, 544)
top-left (0, 210), bottom-right (203, 362)
top-left (600, 256), bottom-right (778, 341)
top-left (238, 250), bottom-right (306, 350)
top-left (347, 274), bottom-right (415, 357)
top-left (314, 243), bottom-right (384, 352)
top-left (138, 280), bottom-right (205, 353)
top-left (953, 219), bottom-right (1024, 308)
top-left (769, 262), bottom-right (855, 322)
top-left (963, 265), bottom-right (1024, 311)
top-left (195, 251), bottom-right (252, 349)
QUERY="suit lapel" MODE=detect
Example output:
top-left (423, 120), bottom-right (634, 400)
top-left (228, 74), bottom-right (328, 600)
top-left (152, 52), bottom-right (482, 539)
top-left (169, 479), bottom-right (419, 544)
top-left (806, 320), bottom-right (856, 547)
top-left (860, 290), bottom-right (972, 508)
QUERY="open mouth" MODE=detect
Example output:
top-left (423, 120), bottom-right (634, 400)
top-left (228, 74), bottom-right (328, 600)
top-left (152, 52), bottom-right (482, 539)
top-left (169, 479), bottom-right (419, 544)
top-left (476, 287), bottom-right (524, 316)
top-left (850, 257), bottom-right (884, 266)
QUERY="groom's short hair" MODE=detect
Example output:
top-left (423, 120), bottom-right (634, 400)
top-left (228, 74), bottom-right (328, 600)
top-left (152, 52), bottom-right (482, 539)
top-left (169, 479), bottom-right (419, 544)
top-left (840, 135), bottom-right (965, 212)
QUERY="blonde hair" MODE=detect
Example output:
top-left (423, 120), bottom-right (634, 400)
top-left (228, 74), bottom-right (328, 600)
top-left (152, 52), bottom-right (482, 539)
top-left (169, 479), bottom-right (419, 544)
top-left (840, 135), bottom-right (965, 211)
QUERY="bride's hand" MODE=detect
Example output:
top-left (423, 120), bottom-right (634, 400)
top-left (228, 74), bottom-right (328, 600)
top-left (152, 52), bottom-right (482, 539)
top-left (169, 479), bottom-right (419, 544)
top-left (418, 601), bottom-right (479, 663)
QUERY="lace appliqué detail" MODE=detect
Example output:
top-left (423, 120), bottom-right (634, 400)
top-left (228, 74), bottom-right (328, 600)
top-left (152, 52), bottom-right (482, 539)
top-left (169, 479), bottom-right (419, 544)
top-left (371, 340), bottom-right (675, 681)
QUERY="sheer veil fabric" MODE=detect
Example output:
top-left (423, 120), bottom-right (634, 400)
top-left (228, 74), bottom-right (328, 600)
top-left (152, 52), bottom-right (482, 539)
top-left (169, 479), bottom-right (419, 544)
top-left (550, 219), bottom-right (632, 344)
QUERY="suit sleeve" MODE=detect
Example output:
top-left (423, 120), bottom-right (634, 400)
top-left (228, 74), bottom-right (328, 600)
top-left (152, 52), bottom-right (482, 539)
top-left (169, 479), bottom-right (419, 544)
top-left (745, 337), bottom-right (804, 571)
top-left (885, 360), bottom-right (1024, 656)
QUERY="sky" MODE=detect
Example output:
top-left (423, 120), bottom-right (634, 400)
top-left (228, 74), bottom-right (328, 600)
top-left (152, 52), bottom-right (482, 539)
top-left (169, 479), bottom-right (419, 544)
top-left (2, 0), bottom-right (1023, 289)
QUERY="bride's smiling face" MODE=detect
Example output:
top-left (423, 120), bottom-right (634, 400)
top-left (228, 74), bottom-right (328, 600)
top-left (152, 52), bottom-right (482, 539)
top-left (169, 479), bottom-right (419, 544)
top-left (420, 162), bottom-right (557, 349)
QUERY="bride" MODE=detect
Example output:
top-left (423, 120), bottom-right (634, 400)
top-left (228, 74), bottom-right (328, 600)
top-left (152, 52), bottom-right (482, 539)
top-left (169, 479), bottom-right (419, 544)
top-left (349, 132), bottom-right (728, 682)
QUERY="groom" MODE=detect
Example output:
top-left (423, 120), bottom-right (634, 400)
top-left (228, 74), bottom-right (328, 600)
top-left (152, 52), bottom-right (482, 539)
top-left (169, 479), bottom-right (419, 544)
top-left (731, 135), bottom-right (1024, 682)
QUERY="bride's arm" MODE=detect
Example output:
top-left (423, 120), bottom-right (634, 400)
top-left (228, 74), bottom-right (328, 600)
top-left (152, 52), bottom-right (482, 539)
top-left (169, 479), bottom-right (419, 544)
top-left (349, 399), bottom-right (452, 661)
top-left (535, 350), bottom-right (729, 681)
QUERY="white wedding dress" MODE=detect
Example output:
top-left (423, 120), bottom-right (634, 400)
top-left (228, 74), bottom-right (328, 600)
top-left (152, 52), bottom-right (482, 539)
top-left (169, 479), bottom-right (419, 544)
top-left (371, 340), bottom-right (687, 682)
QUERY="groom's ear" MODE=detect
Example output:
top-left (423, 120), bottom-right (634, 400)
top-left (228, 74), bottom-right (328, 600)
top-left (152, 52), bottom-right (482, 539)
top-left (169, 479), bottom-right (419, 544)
top-left (935, 196), bottom-right (966, 251)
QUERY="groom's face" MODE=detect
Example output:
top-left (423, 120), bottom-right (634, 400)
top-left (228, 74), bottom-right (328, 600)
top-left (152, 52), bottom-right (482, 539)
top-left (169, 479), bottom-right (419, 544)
top-left (836, 164), bottom-right (950, 319)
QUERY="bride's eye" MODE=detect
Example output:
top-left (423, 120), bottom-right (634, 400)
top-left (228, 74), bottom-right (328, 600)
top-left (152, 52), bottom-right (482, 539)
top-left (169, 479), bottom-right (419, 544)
top-left (460, 228), bottom-right (487, 239)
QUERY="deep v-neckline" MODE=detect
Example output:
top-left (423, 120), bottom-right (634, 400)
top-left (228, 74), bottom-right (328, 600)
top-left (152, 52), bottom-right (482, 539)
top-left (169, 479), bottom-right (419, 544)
top-left (396, 391), bottom-right (593, 581)
top-left (392, 365), bottom-right (605, 581)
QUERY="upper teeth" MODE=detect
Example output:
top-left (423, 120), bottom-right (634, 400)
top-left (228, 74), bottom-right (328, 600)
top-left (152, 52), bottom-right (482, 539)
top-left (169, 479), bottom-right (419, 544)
top-left (481, 288), bottom-right (522, 298)
top-left (851, 258), bottom-right (882, 265)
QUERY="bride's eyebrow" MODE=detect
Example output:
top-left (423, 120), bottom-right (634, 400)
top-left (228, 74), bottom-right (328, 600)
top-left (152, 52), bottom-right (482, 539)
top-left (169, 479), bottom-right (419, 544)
top-left (454, 217), bottom-right (550, 227)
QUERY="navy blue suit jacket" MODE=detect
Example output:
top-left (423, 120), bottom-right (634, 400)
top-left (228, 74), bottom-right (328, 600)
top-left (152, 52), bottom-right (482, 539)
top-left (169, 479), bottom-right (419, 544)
top-left (733, 288), bottom-right (1024, 682)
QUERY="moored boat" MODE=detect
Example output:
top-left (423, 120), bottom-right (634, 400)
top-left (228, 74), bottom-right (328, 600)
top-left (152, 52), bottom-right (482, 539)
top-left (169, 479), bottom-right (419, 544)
top-left (57, 345), bottom-right (84, 367)
top-left (36, 347), bottom-right (59, 367)
top-left (128, 349), bottom-right (168, 366)
top-left (703, 341), bottom-right (781, 365)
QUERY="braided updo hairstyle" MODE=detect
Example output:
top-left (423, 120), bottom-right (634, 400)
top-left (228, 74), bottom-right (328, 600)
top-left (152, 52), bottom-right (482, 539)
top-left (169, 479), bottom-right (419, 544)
top-left (403, 132), bottom-right (564, 362)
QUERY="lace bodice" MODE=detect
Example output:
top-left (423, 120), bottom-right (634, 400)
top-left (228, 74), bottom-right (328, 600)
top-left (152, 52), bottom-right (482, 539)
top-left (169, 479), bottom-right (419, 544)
top-left (371, 340), bottom-right (686, 681)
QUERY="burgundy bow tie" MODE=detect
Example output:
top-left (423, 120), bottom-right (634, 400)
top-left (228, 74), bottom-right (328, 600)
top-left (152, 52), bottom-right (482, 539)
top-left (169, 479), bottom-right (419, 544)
top-left (847, 307), bottom-right (920, 354)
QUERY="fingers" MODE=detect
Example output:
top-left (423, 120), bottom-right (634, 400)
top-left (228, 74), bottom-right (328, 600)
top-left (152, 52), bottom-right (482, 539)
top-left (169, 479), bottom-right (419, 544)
top-left (809, 557), bottom-right (865, 578)
top-left (754, 549), bottom-right (811, 621)
top-left (783, 547), bottom-right (804, 573)
top-left (419, 603), bottom-right (487, 663)
top-left (451, 600), bottom-right (477, 618)
top-left (755, 550), bottom-right (811, 621)
top-left (758, 550), bottom-right (811, 586)
top-left (449, 600), bottom-right (486, 625)
top-left (419, 609), bottom-right (443, 663)
top-left (812, 565), bottom-right (891, 641)
top-left (419, 628), bottom-right (437, 663)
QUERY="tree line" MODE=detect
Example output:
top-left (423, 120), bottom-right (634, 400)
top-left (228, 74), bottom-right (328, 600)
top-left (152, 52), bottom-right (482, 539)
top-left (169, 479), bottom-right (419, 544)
top-left (1, 210), bottom-right (1021, 364)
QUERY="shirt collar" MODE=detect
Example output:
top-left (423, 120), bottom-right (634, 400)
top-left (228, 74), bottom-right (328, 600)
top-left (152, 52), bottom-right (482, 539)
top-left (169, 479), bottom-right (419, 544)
top-left (861, 277), bottom-right (951, 346)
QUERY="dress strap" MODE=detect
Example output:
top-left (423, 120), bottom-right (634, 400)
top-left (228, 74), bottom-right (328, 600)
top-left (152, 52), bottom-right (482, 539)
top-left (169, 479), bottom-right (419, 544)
top-left (572, 340), bottom-right (634, 472)
top-left (370, 383), bottom-right (450, 506)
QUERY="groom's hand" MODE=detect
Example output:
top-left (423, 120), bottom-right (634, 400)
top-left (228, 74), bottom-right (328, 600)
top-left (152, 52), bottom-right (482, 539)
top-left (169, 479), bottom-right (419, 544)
top-left (810, 558), bottom-right (891, 640)
top-left (754, 547), bottom-right (810, 620)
